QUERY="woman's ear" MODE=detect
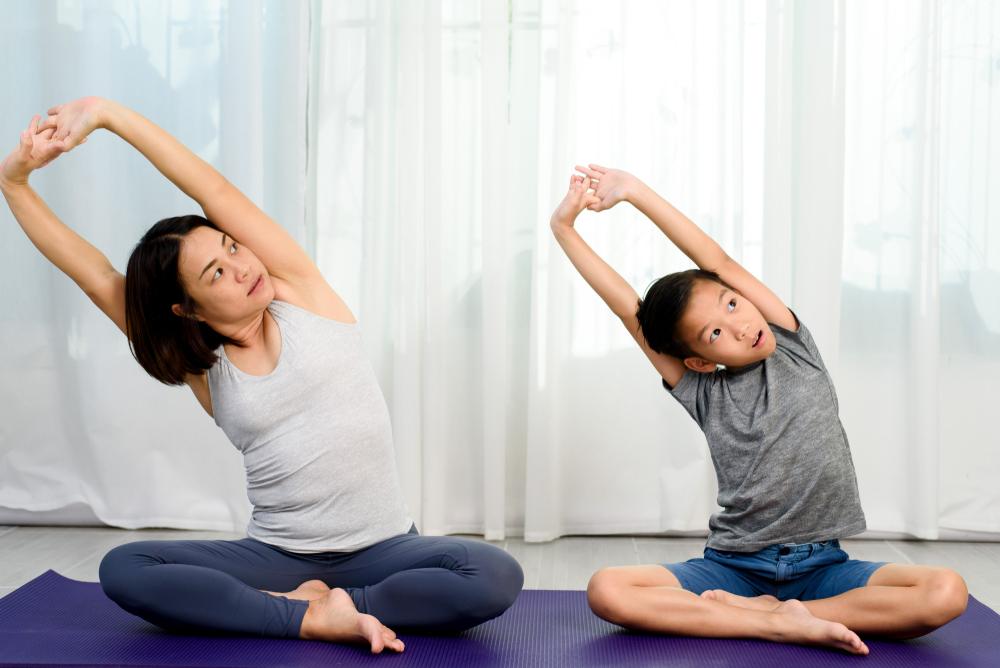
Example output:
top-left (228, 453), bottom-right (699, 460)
top-left (683, 356), bottom-right (717, 373)
top-left (171, 303), bottom-right (203, 321)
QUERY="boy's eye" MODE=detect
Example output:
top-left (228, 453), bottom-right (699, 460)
top-left (710, 328), bottom-right (721, 343)
top-left (230, 242), bottom-right (238, 254)
top-left (727, 298), bottom-right (736, 312)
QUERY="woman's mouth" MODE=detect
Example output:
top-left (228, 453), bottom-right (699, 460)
top-left (248, 276), bottom-right (262, 296)
top-left (752, 329), bottom-right (764, 348)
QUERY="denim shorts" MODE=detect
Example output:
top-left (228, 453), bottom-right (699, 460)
top-left (663, 539), bottom-right (887, 601)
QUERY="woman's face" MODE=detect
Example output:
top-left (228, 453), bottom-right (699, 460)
top-left (174, 225), bottom-right (274, 326)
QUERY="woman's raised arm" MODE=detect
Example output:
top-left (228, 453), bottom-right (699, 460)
top-left (40, 97), bottom-right (320, 286)
top-left (1, 115), bottom-right (126, 335)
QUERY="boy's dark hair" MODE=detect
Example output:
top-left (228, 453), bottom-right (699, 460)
top-left (124, 214), bottom-right (238, 385)
top-left (636, 269), bottom-right (734, 359)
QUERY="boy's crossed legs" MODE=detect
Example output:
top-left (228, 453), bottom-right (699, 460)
top-left (587, 540), bottom-right (968, 656)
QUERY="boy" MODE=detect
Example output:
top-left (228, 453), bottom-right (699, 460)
top-left (550, 164), bottom-right (968, 655)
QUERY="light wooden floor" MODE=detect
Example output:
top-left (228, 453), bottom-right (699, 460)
top-left (1, 526), bottom-right (998, 611)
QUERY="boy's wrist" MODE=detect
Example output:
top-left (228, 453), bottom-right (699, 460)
top-left (550, 215), bottom-right (576, 235)
top-left (626, 179), bottom-right (652, 206)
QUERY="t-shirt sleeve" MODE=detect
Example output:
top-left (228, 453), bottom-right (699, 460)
top-left (661, 369), bottom-right (712, 427)
top-left (769, 310), bottom-right (828, 372)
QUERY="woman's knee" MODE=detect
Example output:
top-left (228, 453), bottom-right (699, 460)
top-left (98, 541), bottom-right (157, 605)
top-left (456, 543), bottom-right (524, 624)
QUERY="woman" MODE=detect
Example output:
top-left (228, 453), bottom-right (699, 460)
top-left (1, 97), bottom-right (523, 653)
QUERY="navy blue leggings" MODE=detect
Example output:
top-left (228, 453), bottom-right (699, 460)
top-left (98, 526), bottom-right (523, 638)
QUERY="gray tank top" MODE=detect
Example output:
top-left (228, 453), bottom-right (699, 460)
top-left (207, 299), bottom-right (412, 553)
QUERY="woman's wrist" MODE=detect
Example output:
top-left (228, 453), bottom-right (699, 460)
top-left (0, 169), bottom-right (29, 192)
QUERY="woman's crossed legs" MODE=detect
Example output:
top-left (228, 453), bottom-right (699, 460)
top-left (98, 527), bottom-right (524, 653)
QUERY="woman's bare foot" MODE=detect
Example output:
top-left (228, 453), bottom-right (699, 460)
top-left (300, 587), bottom-right (404, 653)
top-left (261, 579), bottom-right (331, 601)
top-left (701, 589), bottom-right (780, 612)
top-left (770, 599), bottom-right (868, 655)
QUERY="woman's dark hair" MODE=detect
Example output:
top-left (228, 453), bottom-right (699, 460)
top-left (635, 269), bottom-right (734, 359)
top-left (124, 214), bottom-right (237, 385)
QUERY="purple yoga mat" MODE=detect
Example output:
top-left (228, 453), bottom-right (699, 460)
top-left (1, 570), bottom-right (997, 667)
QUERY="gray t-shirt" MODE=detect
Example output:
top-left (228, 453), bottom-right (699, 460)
top-left (666, 313), bottom-right (866, 552)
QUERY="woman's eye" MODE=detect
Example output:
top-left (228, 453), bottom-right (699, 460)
top-left (728, 298), bottom-right (736, 312)
top-left (710, 328), bottom-right (721, 343)
top-left (213, 268), bottom-right (222, 281)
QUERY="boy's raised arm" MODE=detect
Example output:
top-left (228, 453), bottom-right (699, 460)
top-left (550, 174), bottom-right (686, 387)
top-left (580, 164), bottom-right (796, 331)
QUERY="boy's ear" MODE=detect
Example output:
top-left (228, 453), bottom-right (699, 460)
top-left (683, 356), bottom-right (717, 373)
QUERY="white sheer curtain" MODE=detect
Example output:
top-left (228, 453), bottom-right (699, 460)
top-left (313, 0), bottom-right (999, 541)
top-left (0, 0), bottom-right (311, 529)
top-left (2, 0), bottom-right (996, 542)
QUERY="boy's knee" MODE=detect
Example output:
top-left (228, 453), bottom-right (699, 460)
top-left (587, 568), bottom-right (627, 624)
top-left (921, 569), bottom-right (968, 628)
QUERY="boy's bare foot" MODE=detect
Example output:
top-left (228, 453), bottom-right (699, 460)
top-left (261, 579), bottom-right (331, 601)
top-left (299, 587), bottom-right (405, 653)
top-left (701, 589), bottom-right (780, 612)
top-left (770, 599), bottom-right (868, 655)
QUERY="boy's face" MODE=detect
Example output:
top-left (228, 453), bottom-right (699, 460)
top-left (678, 280), bottom-right (777, 372)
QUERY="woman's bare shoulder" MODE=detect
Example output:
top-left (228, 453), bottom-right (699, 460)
top-left (270, 275), bottom-right (356, 324)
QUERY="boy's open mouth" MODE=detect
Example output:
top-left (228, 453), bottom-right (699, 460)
top-left (752, 330), bottom-right (763, 348)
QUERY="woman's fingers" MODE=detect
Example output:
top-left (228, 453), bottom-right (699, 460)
top-left (47, 104), bottom-right (63, 115)
top-left (36, 116), bottom-right (57, 133)
top-left (575, 164), bottom-right (600, 179)
top-left (20, 128), bottom-right (33, 151)
top-left (588, 163), bottom-right (609, 174)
